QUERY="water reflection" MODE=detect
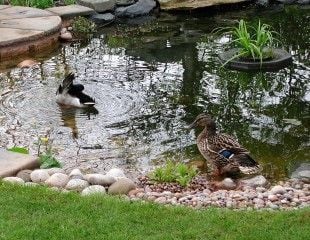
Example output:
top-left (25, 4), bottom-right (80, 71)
top-left (59, 106), bottom-right (99, 139)
top-left (0, 5), bottom-right (309, 180)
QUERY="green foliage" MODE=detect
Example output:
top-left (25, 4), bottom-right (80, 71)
top-left (64, 0), bottom-right (76, 5)
top-left (214, 19), bottom-right (280, 65)
top-left (9, 0), bottom-right (54, 9)
top-left (72, 16), bottom-right (96, 37)
top-left (149, 161), bottom-right (197, 187)
top-left (36, 136), bottom-right (61, 169)
top-left (7, 147), bottom-right (29, 154)
top-left (39, 150), bottom-right (62, 169)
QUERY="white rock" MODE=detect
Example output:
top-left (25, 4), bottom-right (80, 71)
top-left (60, 27), bottom-right (67, 34)
top-left (2, 177), bottom-right (24, 184)
top-left (239, 175), bottom-right (268, 188)
top-left (270, 185), bottom-right (286, 195)
top-left (69, 169), bottom-right (84, 179)
top-left (221, 178), bottom-right (237, 190)
top-left (30, 169), bottom-right (50, 183)
top-left (84, 174), bottom-right (116, 186)
top-left (65, 179), bottom-right (89, 192)
top-left (47, 168), bottom-right (66, 175)
top-left (108, 178), bottom-right (136, 195)
top-left (60, 32), bottom-right (73, 41)
top-left (45, 173), bottom-right (69, 188)
top-left (81, 185), bottom-right (106, 196)
top-left (106, 168), bottom-right (126, 179)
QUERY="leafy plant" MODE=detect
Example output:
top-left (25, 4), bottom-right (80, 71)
top-left (36, 136), bottom-right (62, 169)
top-left (149, 161), bottom-right (198, 187)
top-left (7, 147), bottom-right (29, 154)
top-left (9, 0), bottom-right (54, 9)
top-left (39, 150), bottom-right (62, 169)
top-left (214, 19), bottom-right (280, 65)
top-left (72, 16), bottom-right (96, 37)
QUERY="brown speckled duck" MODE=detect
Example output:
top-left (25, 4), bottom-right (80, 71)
top-left (189, 113), bottom-right (261, 178)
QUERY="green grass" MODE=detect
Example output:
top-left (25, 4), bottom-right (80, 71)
top-left (7, 146), bottom-right (29, 154)
top-left (0, 182), bottom-right (309, 240)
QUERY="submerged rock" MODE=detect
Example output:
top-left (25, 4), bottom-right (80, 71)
top-left (90, 13), bottom-right (115, 24)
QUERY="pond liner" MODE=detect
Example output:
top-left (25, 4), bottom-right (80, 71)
top-left (218, 48), bottom-right (292, 72)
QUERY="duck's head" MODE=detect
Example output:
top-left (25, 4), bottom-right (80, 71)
top-left (188, 113), bottom-right (216, 131)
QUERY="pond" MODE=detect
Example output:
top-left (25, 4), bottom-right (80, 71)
top-left (0, 4), bottom-right (309, 181)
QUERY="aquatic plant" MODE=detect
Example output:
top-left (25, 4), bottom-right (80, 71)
top-left (149, 161), bottom-right (197, 187)
top-left (214, 19), bottom-right (280, 65)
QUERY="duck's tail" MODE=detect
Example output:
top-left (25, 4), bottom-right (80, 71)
top-left (234, 154), bottom-right (261, 175)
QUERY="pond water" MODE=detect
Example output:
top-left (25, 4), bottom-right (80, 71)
top-left (0, 4), bottom-right (309, 181)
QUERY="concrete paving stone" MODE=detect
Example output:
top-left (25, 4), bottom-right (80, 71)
top-left (0, 149), bottom-right (39, 178)
top-left (0, 6), bottom-right (54, 20)
top-left (46, 4), bottom-right (95, 18)
top-left (0, 16), bottom-right (61, 32)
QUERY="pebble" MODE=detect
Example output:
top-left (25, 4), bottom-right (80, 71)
top-left (45, 173), bottom-right (69, 188)
top-left (60, 32), bottom-right (73, 41)
top-left (2, 176), bottom-right (24, 184)
top-left (81, 185), bottom-right (106, 196)
top-left (16, 169), bottom-right (32, 182)
top-left (106, 168), bottom-right (126, 179)
top-left (65, 179), bottom-right (89, 192)
top-left (84, 173), bottom-right (116, 186)
top-left (68, 169), bottom-right (84, 180)
top-left (270, 185), bottom-right (286, 195)
top-left (108, 178), bottom-right (136, 195)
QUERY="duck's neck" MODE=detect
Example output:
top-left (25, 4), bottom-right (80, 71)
top-left (197, 125), bottom-right (216, 141)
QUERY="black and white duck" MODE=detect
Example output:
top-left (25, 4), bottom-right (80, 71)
top-left (56, 73), bottom-right (95, 107)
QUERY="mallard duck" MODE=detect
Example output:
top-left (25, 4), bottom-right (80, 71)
top-left (189, 113), bottom-right (261, 177)
top-left (56, 73), bottom-right (95, 107)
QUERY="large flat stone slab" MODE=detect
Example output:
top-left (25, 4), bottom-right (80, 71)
top-left (46, 4), bottom-right (95, 18)
top-left (0, 6), bottom-right (54, 20)
top-left (0, 28), bottom-right (44, 46)
top-left (158, 0), bottom-right (248, 10)
top-left (0, 149), bottom-right (39, 178)
top-left (77, 0), bottom-right (116, 12)
top-left (0, 16), bottom-right (61, 33)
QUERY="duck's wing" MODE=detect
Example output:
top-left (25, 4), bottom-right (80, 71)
top-left (60, 73), bottom-right (75, 94)
top-left (214, 133), bottom-right (249, 154)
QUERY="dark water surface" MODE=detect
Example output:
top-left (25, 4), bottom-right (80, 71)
top-left (0, 5), bottom-right (309, 180)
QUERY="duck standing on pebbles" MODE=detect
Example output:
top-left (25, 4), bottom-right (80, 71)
top-left (56, 73), bottom-right (95, 107)
top-left (189, 113), bottom-right (261, 178)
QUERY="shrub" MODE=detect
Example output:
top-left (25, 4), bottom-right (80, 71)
top-left (72, 16), bottom-right (96, 37)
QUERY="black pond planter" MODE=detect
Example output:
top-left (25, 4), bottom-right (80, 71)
top-left (218, 48), bottom-right (292, 72)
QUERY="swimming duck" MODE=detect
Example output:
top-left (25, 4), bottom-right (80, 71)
top-left (56, 73), bottom-right (95, 107)
top-left (189, 113), bottom-right (261, 177)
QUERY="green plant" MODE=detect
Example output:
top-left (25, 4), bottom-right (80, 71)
top-left (9, 0), bottom-right (54, 9)
top-left (72, 16), bottom-right (96, 37)
top-left (214, 19), bottom-right (280, 65)
top-left (7, 146), bottom-right (29, 154)
top-left (39, 150), bottom-right (62, 169)
top-left (36, 136), bottom-right (62, 169)
top-left (149, 161), bottom-right (197, 187)
top-left (64, 0), bottom-right (76, 5)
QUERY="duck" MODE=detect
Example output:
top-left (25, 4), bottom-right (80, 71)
top-left (56, 73), bottom-right (95, 108)
top-left (189, 113), bottom-right (261, 178)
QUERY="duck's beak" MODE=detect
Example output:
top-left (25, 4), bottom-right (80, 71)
top-left (186, 121), bottom-right (196, 130)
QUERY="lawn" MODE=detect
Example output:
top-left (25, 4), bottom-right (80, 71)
top-left (0, 182), bottom-right (309, 240)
